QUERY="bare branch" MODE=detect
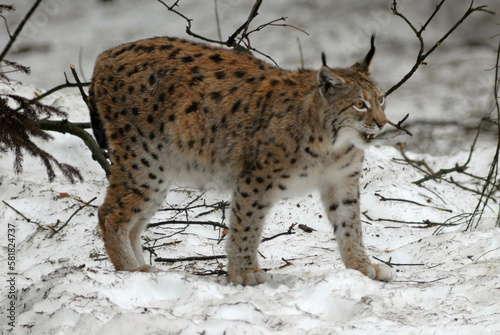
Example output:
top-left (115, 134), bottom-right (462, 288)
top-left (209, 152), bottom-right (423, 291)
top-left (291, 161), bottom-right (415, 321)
top-left (234, 0), bottom-right (263, 46)
top-left (157, 0), bottom-right (223, 46)
top-left (13, 81), bottom-right (90, 113)
top-left (387, 113), bottom-right (413, 136)
top-left (0, 0), bottom-right (43, 62)
top-left (157, 0), bottom-right (307, 63)
top-left (38, 119), bottom-right (111, 177)
top-left (467, 38), bottom-right (500, 229)
top-left (48, 197), bottom-right (97, 238)
top-left (70, 65), bottom-right (88, 105)
top-left (386, 0), bottom-right (494, 96)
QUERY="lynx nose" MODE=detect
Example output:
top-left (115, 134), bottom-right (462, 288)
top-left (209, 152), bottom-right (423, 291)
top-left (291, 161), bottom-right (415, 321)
top-left (376, 121), bottom-right (386, 130)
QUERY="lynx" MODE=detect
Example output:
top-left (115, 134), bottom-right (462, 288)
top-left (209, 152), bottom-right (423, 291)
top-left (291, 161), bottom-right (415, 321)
top-left (88, 35), bottom-right (393, 285)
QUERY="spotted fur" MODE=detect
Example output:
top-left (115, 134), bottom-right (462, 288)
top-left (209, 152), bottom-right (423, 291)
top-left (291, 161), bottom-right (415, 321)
top-left (89, 35), bottom-right (393, 285)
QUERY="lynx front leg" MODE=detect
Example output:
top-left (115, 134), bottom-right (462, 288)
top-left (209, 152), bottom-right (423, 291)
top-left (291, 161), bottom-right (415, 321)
top-left (321, 178), bottom-right (393, 281)
top-left (226, 184), bottom-right (272, 286)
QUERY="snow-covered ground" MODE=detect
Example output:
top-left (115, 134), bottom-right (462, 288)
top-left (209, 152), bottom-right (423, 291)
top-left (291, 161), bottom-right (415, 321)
top-left (2, 1), bottom-right (500, 334)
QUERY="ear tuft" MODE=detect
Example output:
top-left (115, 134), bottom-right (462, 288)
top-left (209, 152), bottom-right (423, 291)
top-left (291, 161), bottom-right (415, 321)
top-left (317, 67), bottom-right (345, 96)
top-left (321, 52), bottom-right (327, 67)
top-left (360, 33), bottom-right (376, 72)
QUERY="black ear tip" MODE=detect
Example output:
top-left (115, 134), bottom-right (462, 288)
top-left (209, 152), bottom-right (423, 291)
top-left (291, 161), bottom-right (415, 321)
top-left (321, 52), bottom-right (327, 66)
top-left (371, 33), bottom-right (376, 46)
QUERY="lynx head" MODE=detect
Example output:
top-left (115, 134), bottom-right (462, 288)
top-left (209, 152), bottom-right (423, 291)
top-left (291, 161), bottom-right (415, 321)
top-left (317, 35), bottom-right (388, 150)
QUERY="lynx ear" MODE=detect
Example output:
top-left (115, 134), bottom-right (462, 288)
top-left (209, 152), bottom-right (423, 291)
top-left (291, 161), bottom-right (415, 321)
top-left (360, 34), bottom-right (376, 72)
top-left (317, 65), bottom-right (346, 96)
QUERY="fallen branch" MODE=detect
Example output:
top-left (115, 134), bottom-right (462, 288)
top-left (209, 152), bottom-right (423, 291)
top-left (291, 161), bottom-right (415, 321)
top-left (413, 164), bottom-right (468, 185)
top-left (261, 223), bottom-right (296, 242)
top-left (395, 277), bottom-right (449, 284)
top-left (362, 211), bottom-right (461, 228)
top-left (374, 192), bottom-right (452, 213)
top-left (192, 269), bottom-right (227, 276)
top-left (49, 197), bottom-right (97, 238)
top-left (2, 200), bottom-right (38, 225)
top-left (279, 258), bottom-right (294, 269)
top-left (372, 256), bottom-right (424, 268)
top-left (148, 220), bottom-right (228, 230)
top-left (155, 254), bottom-right (227, 263)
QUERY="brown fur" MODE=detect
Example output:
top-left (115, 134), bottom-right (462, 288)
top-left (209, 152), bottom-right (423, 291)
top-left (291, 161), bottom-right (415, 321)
top-left (89, 36), bottom-right (392, 285)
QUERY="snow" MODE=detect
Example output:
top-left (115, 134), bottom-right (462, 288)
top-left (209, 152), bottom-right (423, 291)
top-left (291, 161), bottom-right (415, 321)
top-left (2, 1), bottom-right (500, 334)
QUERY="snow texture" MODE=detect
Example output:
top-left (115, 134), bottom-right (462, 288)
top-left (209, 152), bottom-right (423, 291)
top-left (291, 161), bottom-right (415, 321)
top-left (1, 1), bottom-right (500, 334)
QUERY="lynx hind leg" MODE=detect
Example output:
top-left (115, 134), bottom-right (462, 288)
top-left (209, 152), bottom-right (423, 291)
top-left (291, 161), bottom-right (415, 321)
top-left (99, 181), bottom-right (167, 272)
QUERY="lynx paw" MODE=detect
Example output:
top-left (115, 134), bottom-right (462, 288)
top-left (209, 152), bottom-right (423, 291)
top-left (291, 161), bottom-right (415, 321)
top-left (358, 263), bottom-right (393, 282)
top-left (228, 269), bottom-right (270, 286)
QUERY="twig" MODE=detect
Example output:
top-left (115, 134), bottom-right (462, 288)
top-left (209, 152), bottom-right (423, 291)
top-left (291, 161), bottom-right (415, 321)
top-left (157, 0), bottom-right (223, 46)
top-left (148, 220), bottom-right (228, 230)
top-left (414, 164), bottom-right (468, 185)
top-left (0, 0), bottom-right (43, 62)
top-left (395, 277), bottom-right (449, 284)
top-left (214, 0), bottom-right (222, 42)
top-left (158, 0), bottom-right (307, 63)
top-left (261, 223), bottom-right (296, 242)
top-left (3, 200), bottom-right (35, 223)
top-left (395, 142), bottom-right (435, 176)
top-left (70, 65), bottom-right (88, 107)
top-left (374, 193), bottom-right (452, 213)
top-left (192, 269), bottom-right (227, 276)
top-left (49, 197), bottom-right (97, 238)
top-left (0, 5), bottom-right (15, 38)
top-left (373, 256), bottom-right (424, 267)
top-left (386, 0), bottom-right (494, 96)
top-left (155, 255), bottom-right (227, 263)
top-left (13, 81), bottom-right (90, 113)
top-left (474, 246), bottom-right (500, 262)
top-left (362, 211), bottom-right (460, 228)
top-left (467, 38), bottom-right (500, 230)
top-left (242, 16), bottom-right (309, 46)
top-left (297, 37), bottom-right (305, 68)
top-left (409, 118), bottom-right (482, 186)
top-left (279, 258), bottom-right (294, 269)
top-left (387, 113), bottom-right (413, 136)
top-left (235, 0), bottom-right (263, 46)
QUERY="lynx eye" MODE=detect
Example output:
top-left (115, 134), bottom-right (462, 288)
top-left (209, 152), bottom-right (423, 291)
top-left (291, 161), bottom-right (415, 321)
top-left (379, 96), bottom-right (386, 106)
top-left (352, 100), bottom-right (368, 112)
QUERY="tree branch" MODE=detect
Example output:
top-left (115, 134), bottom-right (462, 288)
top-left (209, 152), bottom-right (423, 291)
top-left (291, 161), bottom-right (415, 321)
top-left (0, 0), bottom-right (43, 62)
top-left (467, 38), bottom-right (500, 229)
top-left (157, 0), bottom-right (307, 60)
top-left (38, 119), bottom-right (110, 176)
top-left (386, 0), bottom-right (494, 97)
